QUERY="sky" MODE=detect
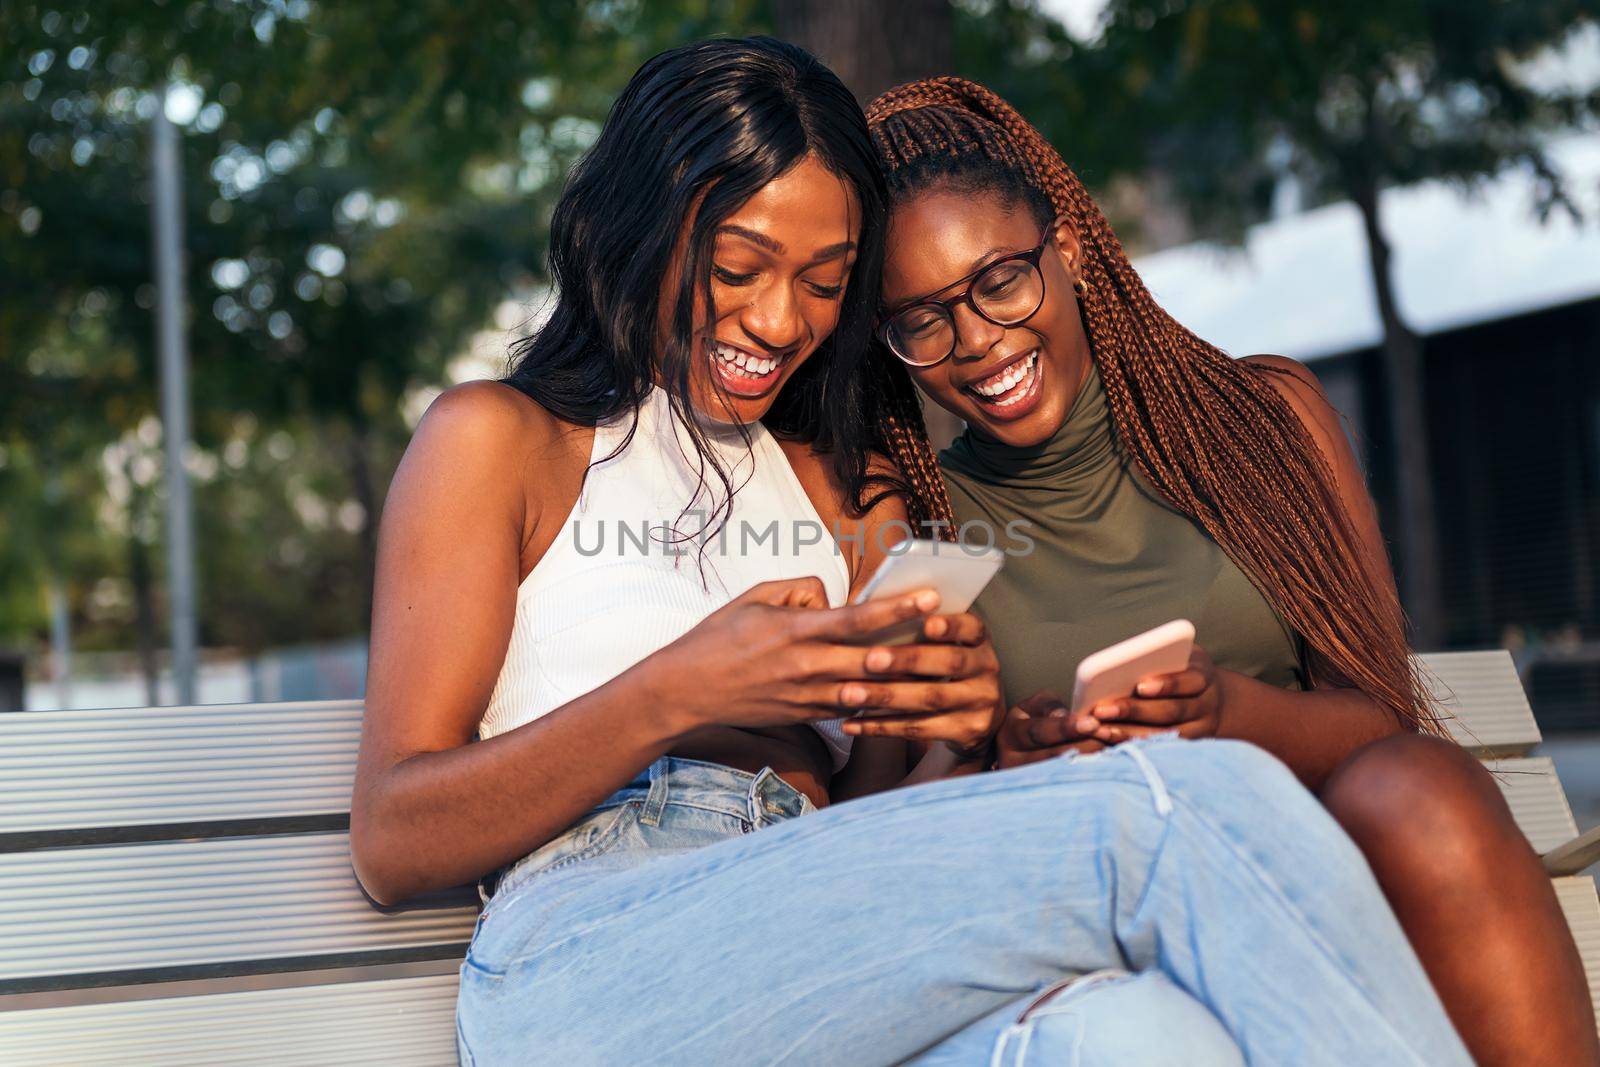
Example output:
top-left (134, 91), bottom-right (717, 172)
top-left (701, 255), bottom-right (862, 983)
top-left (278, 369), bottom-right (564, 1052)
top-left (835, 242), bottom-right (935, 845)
top-left (1037, 0), bottom-right (1109, 40)
top-left (1035, 0), bottom-right (1600, 87)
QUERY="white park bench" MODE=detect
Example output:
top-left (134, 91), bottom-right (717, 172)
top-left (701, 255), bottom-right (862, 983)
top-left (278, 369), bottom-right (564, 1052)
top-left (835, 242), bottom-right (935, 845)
top-left (0, 649), bottom-right (1597, 1064)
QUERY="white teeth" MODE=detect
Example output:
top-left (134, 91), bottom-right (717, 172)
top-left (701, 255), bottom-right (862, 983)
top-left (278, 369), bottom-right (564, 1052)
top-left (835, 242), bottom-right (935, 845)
top-left (971, 352), bottom-right (1038, 402)
top-left (712, 342), bottom-right (778, 379)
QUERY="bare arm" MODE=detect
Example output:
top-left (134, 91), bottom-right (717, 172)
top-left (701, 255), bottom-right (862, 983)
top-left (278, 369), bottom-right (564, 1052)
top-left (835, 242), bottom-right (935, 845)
top-left (351, 383), bottom-right (691, 904)
top-left (353, 388), bottom-right (962, 903)
top-left (1212, 671), bottom-right (1402, 790)
top-left (1219, 355), bottom-right (1406, 785)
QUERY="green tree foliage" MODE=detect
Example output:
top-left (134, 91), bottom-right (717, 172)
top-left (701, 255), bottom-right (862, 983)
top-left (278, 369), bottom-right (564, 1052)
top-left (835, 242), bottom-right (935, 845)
top-left (0, 0), bottom-right (764, 655)
top-left (16, 0), bottom-right (1583, 665)
top-left (1092, 1), bottom-right (1600, 235)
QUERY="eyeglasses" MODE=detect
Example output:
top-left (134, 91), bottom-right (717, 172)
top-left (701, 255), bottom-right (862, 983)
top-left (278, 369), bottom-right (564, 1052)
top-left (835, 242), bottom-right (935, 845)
top-left (878, 230), bottom-right (1052, 367)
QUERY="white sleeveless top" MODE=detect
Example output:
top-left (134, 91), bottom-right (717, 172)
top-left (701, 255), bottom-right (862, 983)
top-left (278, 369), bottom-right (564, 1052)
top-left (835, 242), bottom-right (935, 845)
top-left (478, 386), bottom-right (855, 768)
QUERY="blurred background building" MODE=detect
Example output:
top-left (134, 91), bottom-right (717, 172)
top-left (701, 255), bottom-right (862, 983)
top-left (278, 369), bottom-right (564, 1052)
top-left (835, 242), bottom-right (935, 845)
top-left (1144, 131), bottom-right (1600, 730)
top-left (3, 0), bottom-right (1598, 789)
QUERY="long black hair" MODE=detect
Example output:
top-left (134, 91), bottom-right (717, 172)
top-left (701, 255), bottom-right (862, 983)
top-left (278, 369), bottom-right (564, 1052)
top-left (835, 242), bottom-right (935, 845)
top-left (504, 36), bottom-right (902, 535)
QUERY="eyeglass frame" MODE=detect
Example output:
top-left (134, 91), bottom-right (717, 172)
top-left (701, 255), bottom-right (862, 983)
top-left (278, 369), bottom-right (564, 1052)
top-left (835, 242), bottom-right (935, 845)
top-left (876, 228), bottom-right (1055, 368)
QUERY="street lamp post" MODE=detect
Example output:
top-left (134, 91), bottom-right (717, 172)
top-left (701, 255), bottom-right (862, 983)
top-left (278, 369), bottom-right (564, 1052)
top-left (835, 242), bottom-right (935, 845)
top-left (150, 84), bottom-right (198, 706)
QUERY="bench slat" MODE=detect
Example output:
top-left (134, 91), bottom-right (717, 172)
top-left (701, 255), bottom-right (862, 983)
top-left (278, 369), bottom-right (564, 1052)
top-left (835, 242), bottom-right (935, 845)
top-left (0, 972), bottom-right (460, 1066)
top-left (0, 701), bottom-right (361, 838)
top-left (0, 833), bottom-right (475, 990)
top-left (1483, 757), bottom-right (1581, 855)
top-left (0, 652), bottom-right (1538, 842)
top-left (1546, 826), bottom-right (1600, 878)
top-left (1417, 650), bottom-right (1541, 754)
top-left (1555, 876), bottom-right (1600, 1033)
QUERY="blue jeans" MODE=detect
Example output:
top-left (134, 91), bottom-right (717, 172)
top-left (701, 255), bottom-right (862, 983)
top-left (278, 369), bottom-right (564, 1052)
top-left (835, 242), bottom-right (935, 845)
top-left (456, 738), bottom-right (1468, 1065)
top-left (906, 968), bottom-right (1244, 1066)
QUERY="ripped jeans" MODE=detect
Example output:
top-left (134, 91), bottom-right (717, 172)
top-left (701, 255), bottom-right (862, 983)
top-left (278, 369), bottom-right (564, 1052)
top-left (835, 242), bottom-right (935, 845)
top-left (455, 739), bottom-right (1469, 1066)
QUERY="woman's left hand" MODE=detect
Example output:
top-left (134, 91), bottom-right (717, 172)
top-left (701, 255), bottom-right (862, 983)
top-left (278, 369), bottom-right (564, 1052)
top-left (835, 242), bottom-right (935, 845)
top-left (838, 611), bottom-right (1005, 760)
top-left (1074, 646), bottom-right (1226, 744)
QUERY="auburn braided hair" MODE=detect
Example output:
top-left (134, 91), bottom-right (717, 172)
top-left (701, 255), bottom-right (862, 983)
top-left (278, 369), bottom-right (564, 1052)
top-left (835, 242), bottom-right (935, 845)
top-left (859, 346), bottom-right (960, 543)
top-left (865, 77), bottom-right (1437, 732)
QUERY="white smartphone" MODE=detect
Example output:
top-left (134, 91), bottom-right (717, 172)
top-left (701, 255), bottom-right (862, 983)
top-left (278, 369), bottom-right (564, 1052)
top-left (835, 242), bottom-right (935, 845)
top-left (848, 539), bottom-right (1005, 645)
top-left (1070, 619), bottom-right (1196, 713)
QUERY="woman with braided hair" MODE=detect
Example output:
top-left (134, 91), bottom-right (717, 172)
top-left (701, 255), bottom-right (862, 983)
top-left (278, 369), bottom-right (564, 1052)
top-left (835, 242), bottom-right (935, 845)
top-left (862, 76), bottom-right (1597, 1065)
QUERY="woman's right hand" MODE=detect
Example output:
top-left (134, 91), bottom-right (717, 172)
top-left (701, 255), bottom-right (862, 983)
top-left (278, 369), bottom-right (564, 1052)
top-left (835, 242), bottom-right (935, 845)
top-left (639, 575), bottom-right (946, 733)
top-left (994, 691), bottom-right (1105, 769)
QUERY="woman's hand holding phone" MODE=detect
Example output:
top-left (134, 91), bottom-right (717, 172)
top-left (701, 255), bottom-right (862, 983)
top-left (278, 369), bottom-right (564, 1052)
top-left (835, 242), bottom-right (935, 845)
top-left (995, 646), bottom-right (1227, 768)
top-left (994, 692), bottom-right (1104, 769)
top-left (642, 576), bottom-right (943, 734)
top-left (643, 576), bottom-right (1002, 748)
top-left (838, 610), bottom-right (1006, 759)
top-left (1073, 646), bottom-right (1224, 745)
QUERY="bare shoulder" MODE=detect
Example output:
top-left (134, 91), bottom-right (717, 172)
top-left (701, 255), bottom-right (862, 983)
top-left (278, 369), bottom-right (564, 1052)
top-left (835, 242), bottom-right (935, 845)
top-left (414, 379), bottom-right (593, 480)
top-left (1240, 354), bottom-right (1343, 445)
top-left (1242, 353), bottom-right (1326, 404)
top-left (1241, 355), bottom-right (1388, 564)
top-left (392, 380), bottom-right (594, 556)
top-left (415, 380), bottom-right (561, 456)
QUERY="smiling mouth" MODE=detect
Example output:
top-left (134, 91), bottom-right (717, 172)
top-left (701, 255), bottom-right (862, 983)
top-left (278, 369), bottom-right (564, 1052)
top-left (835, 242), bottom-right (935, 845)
top-left (964, 349), bottom-right (1040, 410)
top-left (709, 339), bottom-right (787, 397)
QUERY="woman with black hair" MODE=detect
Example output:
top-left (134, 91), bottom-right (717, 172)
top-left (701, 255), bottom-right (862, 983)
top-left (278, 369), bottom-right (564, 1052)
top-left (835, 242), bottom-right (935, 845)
top-left (352, 37), bottom-right (1468, 1065)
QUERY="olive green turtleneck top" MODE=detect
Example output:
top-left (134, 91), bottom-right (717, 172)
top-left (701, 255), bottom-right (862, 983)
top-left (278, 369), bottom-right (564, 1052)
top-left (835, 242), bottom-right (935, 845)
top-left (940, 362), bottom-right (1306, 709)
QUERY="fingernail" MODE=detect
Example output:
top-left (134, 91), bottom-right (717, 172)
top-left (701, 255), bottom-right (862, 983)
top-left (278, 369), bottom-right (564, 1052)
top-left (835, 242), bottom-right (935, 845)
top-left (865, 649), bottom-right (893, 671)
top-left (842, 722), bottom-right (861, 735)
top-left (914, 590), bottom-right (940, 611)
top-left (925, 616), bottom-right (948, 637)
top-left (1047, 706), bottom-right (1069, 719)
top-left (1096, 703), bottom-right (1121, 720)
top-left (1136, 681), bottom-right (1161, 697)
top-left (841, 684), bottom-right (868, 705)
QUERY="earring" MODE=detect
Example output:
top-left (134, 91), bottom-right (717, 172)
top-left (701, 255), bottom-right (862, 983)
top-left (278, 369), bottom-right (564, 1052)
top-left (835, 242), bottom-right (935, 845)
top-left (1073, 276), bottom-right (1088, 298)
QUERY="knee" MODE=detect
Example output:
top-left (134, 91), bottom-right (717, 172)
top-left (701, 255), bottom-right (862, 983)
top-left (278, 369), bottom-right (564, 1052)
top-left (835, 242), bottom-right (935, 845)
top-left (1321, 733), bottom-right (1526, 882)
top-left (1134, 738), bottom-right (1349, 853)
top-left (1201, 736), bottom-right (1299, 785)
top-left (1012, 971), bottom-right (1244, 1067)
top-left (1155, 738), bottom-right (1311, 812)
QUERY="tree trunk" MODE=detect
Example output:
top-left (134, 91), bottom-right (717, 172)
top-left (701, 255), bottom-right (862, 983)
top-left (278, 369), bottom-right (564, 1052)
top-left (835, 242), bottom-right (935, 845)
top-left (772, 0), bottom-right (952, 102)
top-left (772, 0), bottom-right (965, 451)
top-left (1350, 171), bottom-right (1445, 650)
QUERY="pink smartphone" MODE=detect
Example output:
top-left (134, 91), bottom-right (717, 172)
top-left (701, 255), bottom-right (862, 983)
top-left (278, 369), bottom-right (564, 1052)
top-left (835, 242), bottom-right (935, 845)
top-left (1070, 619), bottom-right (1196, 713)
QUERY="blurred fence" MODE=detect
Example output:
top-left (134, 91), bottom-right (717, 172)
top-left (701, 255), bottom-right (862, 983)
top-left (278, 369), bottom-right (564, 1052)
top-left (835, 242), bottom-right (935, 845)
top-left (18, 638), bottom-right (368, 711)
